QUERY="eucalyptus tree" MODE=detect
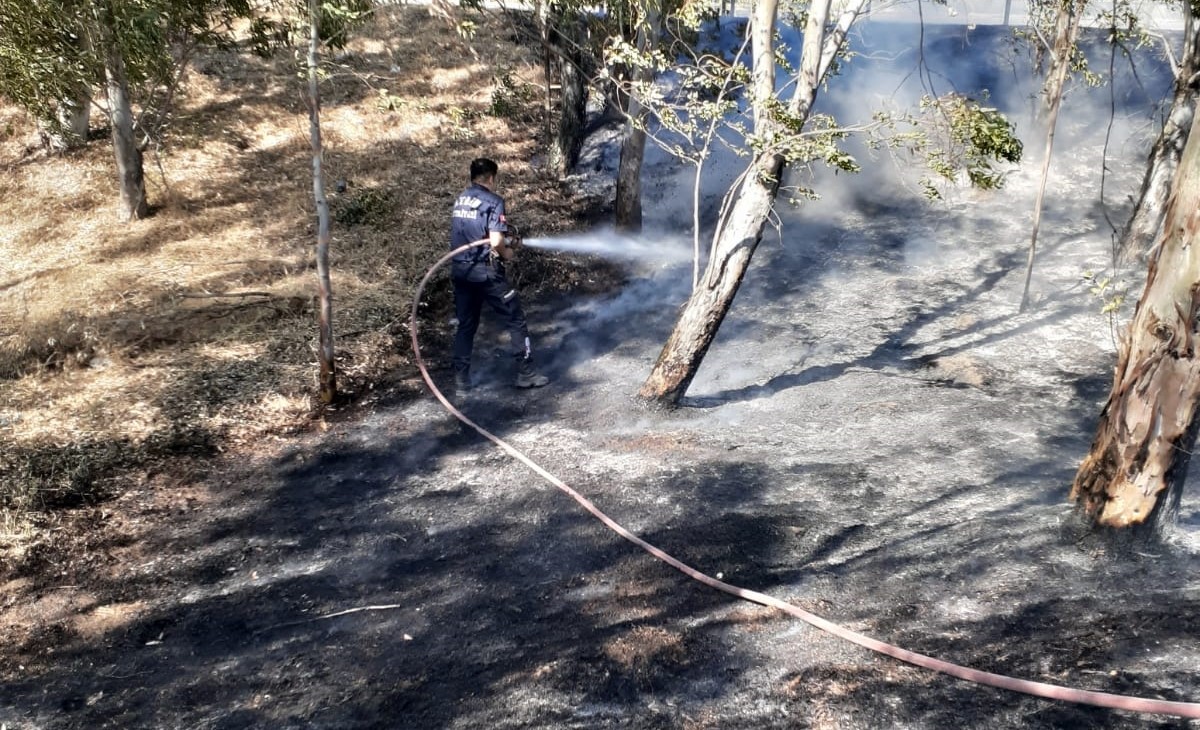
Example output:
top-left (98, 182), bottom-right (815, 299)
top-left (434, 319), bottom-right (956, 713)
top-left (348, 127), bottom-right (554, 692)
top-left (0, 2), bottom-right (95, 148)
top-left (0, 0), bottom-right (254, 220)
top-left (250, 0), bottom-right (369, 404)
top-left (614, 0), bottom-right (662, 233)
top-left (1117, 0), bottom-right (1200, 264)
top-left (1071, 107), bottom-right (1200, 529)
top-left (637, 0), bottom-right (866, 404)
top-left (1069, 1), bottom-right (1200, 530)
top-left (295, 0), bottom-right (370, 404)
top-left (634, 1), bottom-right (1022, 405)
top-left (1036, 0), bottom-right (1090, 120)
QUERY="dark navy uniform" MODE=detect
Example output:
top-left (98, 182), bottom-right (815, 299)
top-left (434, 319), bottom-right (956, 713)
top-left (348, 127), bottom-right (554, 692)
top-left (449, 182), bottom-right (531, 376)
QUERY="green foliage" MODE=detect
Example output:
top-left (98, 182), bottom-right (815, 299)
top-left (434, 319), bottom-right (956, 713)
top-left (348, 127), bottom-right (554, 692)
top-left (248, 0), bottom-right (372, 54)
top-left (376, 88), bottom-right (416, 112)
top-left (445, 105), bottom-right (479, 140)
top-left (671, 0), bottom-right (717, 30)
top-left (0, 1), bottom-right (98, 125)
top-left (0, 0), bottom-right (256, 131)
top-left (313, 0), bottom-right (372, 50)
top-left (751, 102), bottom-right (860, 175)
top-left (910, 93), bottom-right (1023, 197)
top-left (488, 67), bottom-right (535, 118)
top-left (1082, 269), bottom-right (1128, 315)
top-left (1020, 0), bottom-right (1115, 91)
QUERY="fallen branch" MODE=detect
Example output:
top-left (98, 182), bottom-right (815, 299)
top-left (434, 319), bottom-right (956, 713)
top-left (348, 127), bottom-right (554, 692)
top-left (253, 603), bottom-right (405, 635)
top-left (178, 291), bottom-right (274, 299)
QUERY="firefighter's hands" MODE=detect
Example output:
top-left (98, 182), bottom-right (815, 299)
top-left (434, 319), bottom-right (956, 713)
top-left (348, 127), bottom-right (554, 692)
top-left (492, 238), bottom-right (516, 262)
top-left (506, 226), bottom-right (524, 250)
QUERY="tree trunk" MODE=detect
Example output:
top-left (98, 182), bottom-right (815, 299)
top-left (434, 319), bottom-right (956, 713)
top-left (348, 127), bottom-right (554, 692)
top-left (553, 10), bottom-right (588, 177)
top-left (1070, 108), bottom-right (1200, 528)
top-left (41, 89), bottom-right (91, 151)
top-left (1019, 24), bottom-right (1072, 312)
top-left (615, 101), bottom-right (648, 232)
top-left (1116, 2), bottom-right (1200, 265)
top-left (308, 0), bottom-right (337, 405)
top-left (43, 26), bottom-right (94, 152)
top-left (615, 5), bottom-right (659, 232)
top-left (637, 153), bottom-right (785, 402)
top-left (60, 90), bottom-right (91, 143)
top-left (103, 28), bottom-right (148, 221)
top-left (1040, 0), bottom-right (1084, 123)
top-left (639, 0), bottom-right (825, 404)
top-left (538, 1), bottom-right (554, 153)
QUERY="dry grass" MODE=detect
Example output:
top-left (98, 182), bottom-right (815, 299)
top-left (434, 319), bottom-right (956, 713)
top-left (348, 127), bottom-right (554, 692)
top-left (602, 625), bottom-right (687, 669)
top-left (0, 6), bottom-right (610, 547)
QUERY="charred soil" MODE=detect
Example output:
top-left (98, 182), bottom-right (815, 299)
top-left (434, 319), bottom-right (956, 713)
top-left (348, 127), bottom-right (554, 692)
top-left (4, 15), bottom-right (1200, 730)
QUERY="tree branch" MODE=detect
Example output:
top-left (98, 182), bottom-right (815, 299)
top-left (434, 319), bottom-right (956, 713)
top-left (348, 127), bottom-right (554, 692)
top-left (253, 603), bottom-right (406, 635)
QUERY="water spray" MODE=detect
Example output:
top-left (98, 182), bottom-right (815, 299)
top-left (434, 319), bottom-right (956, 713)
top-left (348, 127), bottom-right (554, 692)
top-left (410, 241), bottom-right (1200, 720)
top-left (521, 228), bottom-right (692, 265)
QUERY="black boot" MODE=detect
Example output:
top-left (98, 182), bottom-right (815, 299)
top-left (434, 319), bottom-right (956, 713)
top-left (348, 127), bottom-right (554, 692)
top-left (514, 358), bottom-right (548, 389)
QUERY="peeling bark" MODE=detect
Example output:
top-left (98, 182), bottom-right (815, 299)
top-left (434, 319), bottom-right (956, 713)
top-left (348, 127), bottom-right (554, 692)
top-left (1117, 2), bottom-right (1200, 265)
top-left (1071, 109), bottom-right (1200, 528)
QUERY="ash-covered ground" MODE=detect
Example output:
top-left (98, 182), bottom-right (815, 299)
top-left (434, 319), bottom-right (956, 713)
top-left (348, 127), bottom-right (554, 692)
top-left (5, 21), bottom-right (1200, 730)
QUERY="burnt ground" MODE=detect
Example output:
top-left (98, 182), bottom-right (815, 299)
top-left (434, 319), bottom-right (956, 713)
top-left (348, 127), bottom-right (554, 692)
top-left (5, 22), bottom-right (1200, 730)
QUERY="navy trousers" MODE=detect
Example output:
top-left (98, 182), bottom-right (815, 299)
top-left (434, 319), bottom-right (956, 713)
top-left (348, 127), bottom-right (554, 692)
top-left (451, 272), bottom-right (530, 374)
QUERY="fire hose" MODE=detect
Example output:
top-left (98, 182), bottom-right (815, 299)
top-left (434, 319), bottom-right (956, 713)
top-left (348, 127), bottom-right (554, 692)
top-left (410, 240), bottom-right (1200, 720)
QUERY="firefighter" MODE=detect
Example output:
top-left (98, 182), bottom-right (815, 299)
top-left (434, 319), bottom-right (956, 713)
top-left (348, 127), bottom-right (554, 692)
top-left (449, 157), bottom-right (549, 397)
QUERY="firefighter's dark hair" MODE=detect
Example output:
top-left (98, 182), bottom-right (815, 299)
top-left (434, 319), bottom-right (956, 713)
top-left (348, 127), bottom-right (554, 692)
top-left (470, 158), bottom-right (499, 181)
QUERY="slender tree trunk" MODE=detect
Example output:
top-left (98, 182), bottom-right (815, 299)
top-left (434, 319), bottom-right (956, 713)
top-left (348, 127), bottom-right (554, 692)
top-left (1019, 31), bottom-right (1071, 312)
top-left (553, 9), bottom-right (588, 177)
top-left (638, 0), bottom-right (866, 405)
top-left (615, 5), bottom-right (659, 232)
top-left (615, 100), bottom-right (648, 231)
top-left (42, 89), bottom-right (91, 150)
top-left (691, 159), bottom-right (703, 289)
top-left (1040, 0), bottom-right (1084, 122)
top-left (307, 0), bottom-right (337, 404)
top-left (639, 0), bottom-right (823, 404)
top-left (102, 22), bottom-right (148, 221)
top-left (1116, 3), bottom-right (1200, 265)
top-left (60, 90), bottom-right (91, 142)
top-left (1071, 109), bottom-right (1200, 529)
top-left (538, 1), bottom-right (555, 160)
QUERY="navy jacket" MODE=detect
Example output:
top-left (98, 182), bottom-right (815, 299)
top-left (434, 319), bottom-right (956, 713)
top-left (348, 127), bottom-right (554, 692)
top-left (450, 182), bottom-right (508, 281)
